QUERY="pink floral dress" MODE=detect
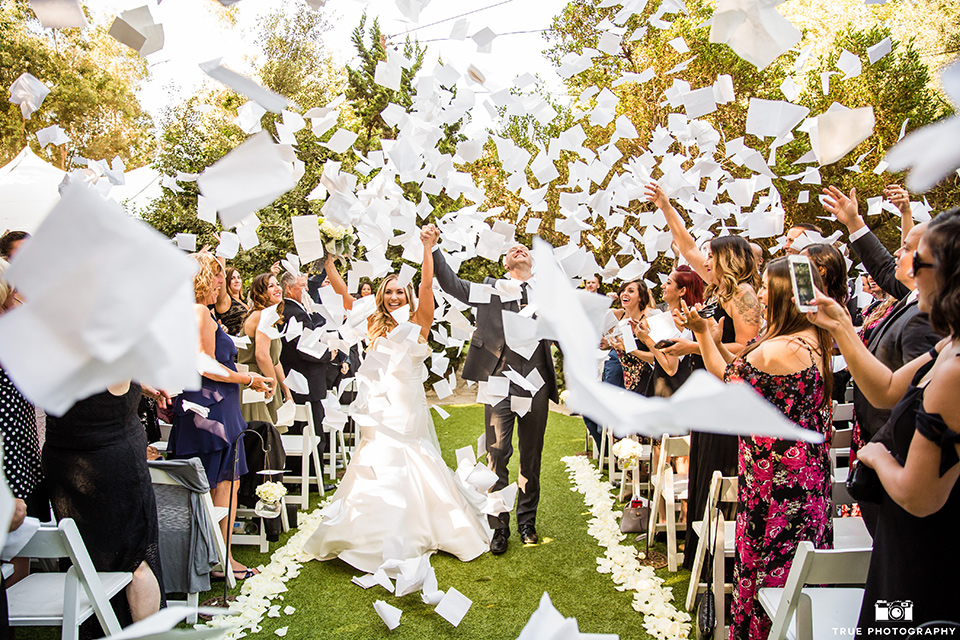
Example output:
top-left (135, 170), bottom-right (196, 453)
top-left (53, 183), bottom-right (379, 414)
top-left (724, 352), bottom-right (834, 640)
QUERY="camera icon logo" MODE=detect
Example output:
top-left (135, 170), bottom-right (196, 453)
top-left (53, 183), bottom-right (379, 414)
top-left (875, 600), bottom-right (914, 622)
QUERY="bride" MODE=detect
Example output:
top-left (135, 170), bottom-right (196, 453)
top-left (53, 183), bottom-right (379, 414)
top-left (303, 224), bottom-right (494, 573)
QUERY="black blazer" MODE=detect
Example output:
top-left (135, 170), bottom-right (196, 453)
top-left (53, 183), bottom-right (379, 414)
top-left (851, 231), bottom-right (911, 301)
top-left (850, 231), bottom-right (940, 440)
top-left (433, 248), bottom-right (559, 403)
top-left (279, 298), bottom-right (332, 405)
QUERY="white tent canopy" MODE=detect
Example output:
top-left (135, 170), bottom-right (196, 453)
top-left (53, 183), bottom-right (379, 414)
top-left (0, 147), bottom-right (65, 234)
top-left (108, 165), bottom-right (162, 214)
top-left (0, 147), bottom-right (163, 234)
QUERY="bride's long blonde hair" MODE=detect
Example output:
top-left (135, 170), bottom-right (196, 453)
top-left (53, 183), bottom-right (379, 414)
top-left (368, 274), bottom-right (417, 342)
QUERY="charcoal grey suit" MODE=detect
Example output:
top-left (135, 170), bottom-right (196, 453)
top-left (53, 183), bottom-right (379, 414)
top-left (850, 230), bottom-right (941, 533)
top-left (433, 247), bottom-right (558, 531)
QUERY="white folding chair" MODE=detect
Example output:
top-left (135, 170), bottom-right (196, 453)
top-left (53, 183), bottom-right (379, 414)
top-left (281, 402), bottom-right (328, 507)
top-left (758, 542), bottom-right (872, 640)
top-left (7, 519), bottom-right (133, 640)
top-left (646, 434), bottom-right (690, 572)
top-left (685, 471), bottom-right (738, 613)
top-left (597, 424), bottom-right (617, 484)
top-left (149, 463), bottom-right (235, 623)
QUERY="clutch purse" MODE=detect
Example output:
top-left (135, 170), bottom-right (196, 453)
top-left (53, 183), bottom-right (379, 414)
top-left (846, 461), bottom-right (884, 504)
top-left (620, 499), bottom-right (649, 534)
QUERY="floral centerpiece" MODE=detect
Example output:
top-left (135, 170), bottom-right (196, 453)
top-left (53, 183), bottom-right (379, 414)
top-left (318, 216), bottom-right (356, 259)
top-left (612, 438), bottom-right (644, 468)
top-left (254, 481), bottom-right (287, 518)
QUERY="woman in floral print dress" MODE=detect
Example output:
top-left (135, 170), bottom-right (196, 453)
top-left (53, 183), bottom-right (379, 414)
top-left (681, 257), bottom-right (835, 640)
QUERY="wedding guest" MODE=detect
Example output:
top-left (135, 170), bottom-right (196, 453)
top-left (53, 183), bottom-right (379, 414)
top-left (279, 271), bottom-right (335, 438)
top-left (646, 184), bottom-right (761, 356)
top-left (749, 242), bottom-right (765, 271)
top-left (646, 184), bottom-right (762, 572)
top-left (583, 274), bottom-right (601, 294)
top-left (168, 253), bottom-right (272, 581)
top-left (822, 185), bottom-right (941, 532)
top-left (802, 243), bottom-right (848, 305)
top-left (44, 380), bottom-right (172, 626)
top-left (239, 274), bottom-right (293, 430)
top-left (0, 262), bottom-right (48, 587)
top-left (607, 280), bottom-right (657, 396)
top-left (354, 280), bottom-right (373, 298)
top-left (581, 274), bottom-right (616, 452)
top-left (681, 257), bottom-right (834, 640)
top-left (784, 222), bottom-right (823, 255)
top-left (216, 266), bottom-right (249, 336)
top-left (0, 231), bottom-right (28, 261)
top-left (807, 208), bottom-right (960, 633)
top-left (646, 265), bottom-right (705, 395)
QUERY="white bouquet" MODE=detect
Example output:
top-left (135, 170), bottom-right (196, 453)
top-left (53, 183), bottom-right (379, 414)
top-left (612, 439), bottom-right (644, 468)
top-left (255, 481), bottom-right (287, 505)
top-left (318, 216), bottom-right (356, 258)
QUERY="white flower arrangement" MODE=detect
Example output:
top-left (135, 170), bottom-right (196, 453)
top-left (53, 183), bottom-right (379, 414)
top-left (202, 497), bottom-right (332, 638)
top-left (255, 481), bottom-right (288, 505)
top-left (559, 389), bottom-right (570, 406)
top-left (612, 438), bottom-right (645, 469)
top-left (317, 216), bottom-right (356, 258)
top-left (562, 455), bottom-right (691, 640)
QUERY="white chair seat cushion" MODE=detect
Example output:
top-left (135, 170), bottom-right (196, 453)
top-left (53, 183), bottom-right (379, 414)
top-left (757, 587), bottom-right (865, 640)
top-left (8, 571), bottom-right (132, 625)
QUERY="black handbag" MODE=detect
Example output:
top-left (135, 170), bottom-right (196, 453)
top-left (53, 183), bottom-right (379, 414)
top-left (846, 460), bottom-right (884, 504)
top-left (696, 503), bottom-right (718, 638)
top-left (620, 499), bottom-right (649, 534)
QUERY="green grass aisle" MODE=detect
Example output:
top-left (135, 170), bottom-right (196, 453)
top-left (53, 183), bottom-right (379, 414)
top-left (218, 405), bottom-right (691, 640)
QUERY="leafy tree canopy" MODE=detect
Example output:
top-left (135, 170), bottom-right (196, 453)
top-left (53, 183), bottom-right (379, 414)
top-left (0, 0), bottom-right (153, 170)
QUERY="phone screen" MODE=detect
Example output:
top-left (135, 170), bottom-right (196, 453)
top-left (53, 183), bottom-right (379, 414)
top-left (792, 259), bottom-right (816, 307)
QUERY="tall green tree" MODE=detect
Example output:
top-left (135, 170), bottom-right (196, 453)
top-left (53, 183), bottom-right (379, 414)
top-left (0, 1), bottom-right (153, 169)
top-left (143, 4), bottom-right (345, 278)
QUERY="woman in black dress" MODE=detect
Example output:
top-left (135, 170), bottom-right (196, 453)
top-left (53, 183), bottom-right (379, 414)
top-left (645, 184), bottom-right (763, 571)
top-left (809, 208), bottom-right (960, 634)
top-left (215, 266), bottom-right (249, 336)
top-left (43, 380), bottom-right (170, 624)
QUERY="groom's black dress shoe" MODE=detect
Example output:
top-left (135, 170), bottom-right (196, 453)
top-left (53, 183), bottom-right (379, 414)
top-left (519, 524), bottom-right (538, 545)
top-left (491, 529), bottom-right (509, 555)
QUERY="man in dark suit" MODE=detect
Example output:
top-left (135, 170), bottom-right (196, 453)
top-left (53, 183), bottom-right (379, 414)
top-left (432, 233), bottom-right (559, 555)
top-left (822, 186), bottom-right (941, 532)
top-left (278, 271), bottom-right (337, 487)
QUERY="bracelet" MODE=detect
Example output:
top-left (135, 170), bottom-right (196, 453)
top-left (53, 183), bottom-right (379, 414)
top-left (244, 374), bottom-right (253, 387)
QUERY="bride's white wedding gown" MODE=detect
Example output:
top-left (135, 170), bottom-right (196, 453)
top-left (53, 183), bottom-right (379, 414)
top-left (304, 326), bottom-right (492, 574)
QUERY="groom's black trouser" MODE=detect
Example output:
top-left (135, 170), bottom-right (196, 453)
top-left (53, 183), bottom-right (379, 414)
top-left (485, 386), bottom-right (550, 530)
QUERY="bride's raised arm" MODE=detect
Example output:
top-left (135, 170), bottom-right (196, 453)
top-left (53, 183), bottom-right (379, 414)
top-left (323, 254), bottom-right (354, 311)
top-left (413, 225), bottom-right (439, 339)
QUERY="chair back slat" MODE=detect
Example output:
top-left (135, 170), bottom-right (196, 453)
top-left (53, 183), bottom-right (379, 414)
top-left (16, 525), bottom-right (70, 559)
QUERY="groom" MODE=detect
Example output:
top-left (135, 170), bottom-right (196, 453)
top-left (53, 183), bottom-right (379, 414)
top-left (430, 229), bottom-right (559, 555)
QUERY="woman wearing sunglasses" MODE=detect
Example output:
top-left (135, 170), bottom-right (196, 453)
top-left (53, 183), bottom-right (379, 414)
top-left (807, 208), bottom-right (960, 634)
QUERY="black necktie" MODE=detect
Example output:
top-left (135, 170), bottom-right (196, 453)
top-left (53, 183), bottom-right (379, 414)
top-left (519, 282), bottom-right (529, 309)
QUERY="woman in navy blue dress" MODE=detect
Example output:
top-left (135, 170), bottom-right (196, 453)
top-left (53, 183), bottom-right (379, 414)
top-left (169, 253), bottom-right (273, 580)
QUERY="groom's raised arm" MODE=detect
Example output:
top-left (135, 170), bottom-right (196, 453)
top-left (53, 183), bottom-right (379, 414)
top-left (432, 246), bottom-right (473, 306)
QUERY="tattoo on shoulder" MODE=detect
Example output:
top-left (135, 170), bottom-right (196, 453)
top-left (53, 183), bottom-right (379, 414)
top-left (733, 288), bottom-right (762, 327)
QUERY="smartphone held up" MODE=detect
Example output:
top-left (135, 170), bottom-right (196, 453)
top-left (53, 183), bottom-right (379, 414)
top-left (788, 255), bottom-right (817, 313)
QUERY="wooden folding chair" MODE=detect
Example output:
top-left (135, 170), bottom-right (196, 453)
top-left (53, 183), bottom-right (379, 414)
top-left (7, 519), bottom-right (133, 640)
top-left (758, 542), bottom-right (872, 640)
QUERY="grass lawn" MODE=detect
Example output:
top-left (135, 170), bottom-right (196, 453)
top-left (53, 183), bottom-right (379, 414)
top-left (23, 406), bottom-right (692, 639)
